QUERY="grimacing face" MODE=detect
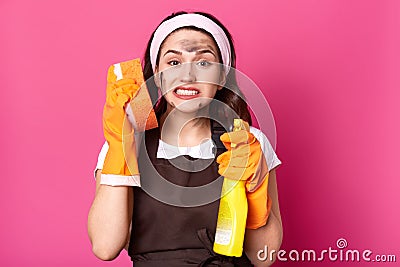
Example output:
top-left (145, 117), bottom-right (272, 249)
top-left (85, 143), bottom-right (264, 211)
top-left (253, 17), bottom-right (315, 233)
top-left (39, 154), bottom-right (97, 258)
top-left (154, 29), bottom-right (226, 114)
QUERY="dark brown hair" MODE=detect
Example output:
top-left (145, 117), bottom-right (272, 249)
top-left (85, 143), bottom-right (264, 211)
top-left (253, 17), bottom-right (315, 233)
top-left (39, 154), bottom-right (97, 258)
top-left (142, 11), bottom-right (252, 126)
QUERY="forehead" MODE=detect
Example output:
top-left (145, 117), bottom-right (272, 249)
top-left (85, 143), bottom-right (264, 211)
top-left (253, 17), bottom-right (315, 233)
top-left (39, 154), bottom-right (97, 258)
top-left (160, 29), bottom-right (218, 52)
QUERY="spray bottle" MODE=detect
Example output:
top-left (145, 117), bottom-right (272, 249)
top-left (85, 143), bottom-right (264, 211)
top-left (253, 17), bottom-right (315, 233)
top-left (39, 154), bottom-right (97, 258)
top-left (213, 119), bottom-right (248, 257)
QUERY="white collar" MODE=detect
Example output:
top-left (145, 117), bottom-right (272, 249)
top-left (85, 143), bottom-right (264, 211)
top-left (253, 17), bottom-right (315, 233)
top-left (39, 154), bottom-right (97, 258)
top-left (157, 139), bottom-right (216, 159)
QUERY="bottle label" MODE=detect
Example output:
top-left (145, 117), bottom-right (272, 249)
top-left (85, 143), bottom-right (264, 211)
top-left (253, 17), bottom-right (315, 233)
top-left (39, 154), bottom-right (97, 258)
top-left (215, 197), bottom-right (233, 245)
top-left (215, 229), bottom-right (232, 245)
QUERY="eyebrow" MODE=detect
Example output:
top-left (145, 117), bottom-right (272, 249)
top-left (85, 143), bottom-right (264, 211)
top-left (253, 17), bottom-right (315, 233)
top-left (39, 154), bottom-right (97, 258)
top-left (163, 48), bottom-right (217, 58)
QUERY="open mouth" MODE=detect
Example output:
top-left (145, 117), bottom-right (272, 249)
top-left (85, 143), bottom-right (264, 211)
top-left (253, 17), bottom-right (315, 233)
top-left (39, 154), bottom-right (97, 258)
top-left (173, 87), bottom-right (200, 96)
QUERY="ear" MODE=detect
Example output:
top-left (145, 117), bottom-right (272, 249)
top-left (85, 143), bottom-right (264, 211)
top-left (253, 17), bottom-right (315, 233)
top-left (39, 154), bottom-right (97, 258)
top-left (218, 73), bottom-right (226, 90)
top-left (154, 66), bottom-right (161, 88)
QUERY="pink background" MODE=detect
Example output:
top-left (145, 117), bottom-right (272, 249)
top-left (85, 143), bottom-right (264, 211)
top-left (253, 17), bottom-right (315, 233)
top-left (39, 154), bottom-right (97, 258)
top-left (1, 0), bottom-right (399, 266)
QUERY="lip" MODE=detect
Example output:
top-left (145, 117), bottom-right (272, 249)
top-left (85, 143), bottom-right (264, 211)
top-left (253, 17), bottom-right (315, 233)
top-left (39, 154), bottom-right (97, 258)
top-left (172, 86), bottom-right (201, 100)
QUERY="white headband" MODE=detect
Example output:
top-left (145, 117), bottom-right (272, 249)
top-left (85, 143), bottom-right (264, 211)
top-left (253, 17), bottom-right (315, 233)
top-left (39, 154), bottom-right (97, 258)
top-left (150, 13), bottom-right (231, 75)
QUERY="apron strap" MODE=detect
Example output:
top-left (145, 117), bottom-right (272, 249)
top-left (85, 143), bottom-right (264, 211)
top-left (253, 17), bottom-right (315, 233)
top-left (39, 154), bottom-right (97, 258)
top-left (211, 120), bottom-right (227, 154)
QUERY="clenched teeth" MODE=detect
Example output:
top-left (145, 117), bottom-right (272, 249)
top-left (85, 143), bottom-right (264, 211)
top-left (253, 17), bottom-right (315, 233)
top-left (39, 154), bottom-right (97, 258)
top-left (175, 89), bottom-right (199, 96)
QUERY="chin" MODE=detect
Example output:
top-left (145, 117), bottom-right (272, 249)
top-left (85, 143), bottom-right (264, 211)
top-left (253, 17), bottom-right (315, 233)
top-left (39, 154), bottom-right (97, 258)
top-left (177, 99), bottom-right (213, 112)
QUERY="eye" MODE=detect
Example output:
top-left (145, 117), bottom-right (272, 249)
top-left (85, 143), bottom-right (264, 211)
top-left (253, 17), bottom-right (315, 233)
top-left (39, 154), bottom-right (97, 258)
top-left (168, 60), bottom-right (180, 66)
top-left (197, 60), bottom-right (211, 67)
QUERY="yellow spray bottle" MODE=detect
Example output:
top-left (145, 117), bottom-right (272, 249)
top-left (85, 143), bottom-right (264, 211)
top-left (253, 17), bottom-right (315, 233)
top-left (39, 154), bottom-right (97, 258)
top-left (213, 119), bottom-right (248, 257)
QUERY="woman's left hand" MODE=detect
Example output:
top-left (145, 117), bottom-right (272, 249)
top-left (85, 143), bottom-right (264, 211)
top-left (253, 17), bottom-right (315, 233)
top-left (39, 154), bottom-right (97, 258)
top-left (216, 128), bottom-right (269, 192)
top-left (216, 125), bottom-right (273, 229)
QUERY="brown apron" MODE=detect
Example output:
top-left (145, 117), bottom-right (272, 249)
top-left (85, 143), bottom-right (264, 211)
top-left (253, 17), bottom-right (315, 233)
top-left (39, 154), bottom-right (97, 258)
top-left (128, 121), bottom-right (254, 267)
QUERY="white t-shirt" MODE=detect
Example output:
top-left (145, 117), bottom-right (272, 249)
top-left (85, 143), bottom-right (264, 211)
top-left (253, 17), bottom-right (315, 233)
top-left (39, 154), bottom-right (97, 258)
top-left (95, 126), bottom-right (281, 175)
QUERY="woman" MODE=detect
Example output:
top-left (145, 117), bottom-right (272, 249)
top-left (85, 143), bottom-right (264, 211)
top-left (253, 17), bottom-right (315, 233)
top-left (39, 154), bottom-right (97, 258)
top-left (88, 11), bottom-right (283, 267)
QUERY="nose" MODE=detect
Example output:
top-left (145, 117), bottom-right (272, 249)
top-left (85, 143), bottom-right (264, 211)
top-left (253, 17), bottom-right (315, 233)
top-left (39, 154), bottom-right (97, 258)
top-left (180, 62), bottom-right (196, 83)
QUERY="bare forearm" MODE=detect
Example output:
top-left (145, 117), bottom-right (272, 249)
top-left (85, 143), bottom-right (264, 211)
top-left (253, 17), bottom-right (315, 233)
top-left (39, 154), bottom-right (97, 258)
top-left (244, 212), bottom-right (283, 267)
top-left (88, 179), bottom-right (133, 260)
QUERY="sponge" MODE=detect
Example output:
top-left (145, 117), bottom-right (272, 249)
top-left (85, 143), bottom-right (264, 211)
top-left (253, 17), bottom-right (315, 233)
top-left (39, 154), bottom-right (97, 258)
top-left (108, 58), bottom-right (158, 132)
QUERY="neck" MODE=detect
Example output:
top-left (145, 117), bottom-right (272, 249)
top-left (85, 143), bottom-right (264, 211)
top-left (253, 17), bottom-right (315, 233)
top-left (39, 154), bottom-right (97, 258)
top-left (159, 107), bottom-right (212, 147)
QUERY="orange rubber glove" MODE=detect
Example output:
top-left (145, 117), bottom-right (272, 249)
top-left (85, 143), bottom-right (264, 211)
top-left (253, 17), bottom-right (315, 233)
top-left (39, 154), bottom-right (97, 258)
top-left (101, 65), bottom-right (140, 185)
top-left (246, 172), bottom-right (272, 229)
top-left (216, 121), bottom-right (272, 229)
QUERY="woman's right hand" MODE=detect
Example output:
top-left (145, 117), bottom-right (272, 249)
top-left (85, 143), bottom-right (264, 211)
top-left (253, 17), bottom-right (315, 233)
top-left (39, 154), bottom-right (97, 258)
top-left (103, 78), bottom-right (140, 143)
top-left (101, 74), bottom-right (140, 177)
